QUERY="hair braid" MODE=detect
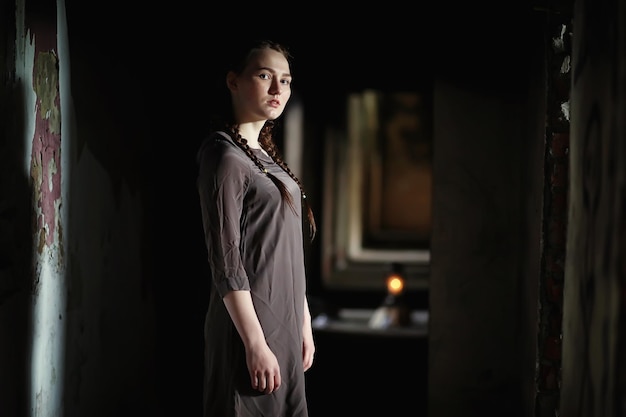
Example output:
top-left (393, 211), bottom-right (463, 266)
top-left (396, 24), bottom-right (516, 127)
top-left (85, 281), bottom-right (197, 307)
top-left (228, 125), bottom-right (297, 210)
top-left (227, 123), bottom-right (317, 241)
top-left (259, 122), bottom-right (317, 241)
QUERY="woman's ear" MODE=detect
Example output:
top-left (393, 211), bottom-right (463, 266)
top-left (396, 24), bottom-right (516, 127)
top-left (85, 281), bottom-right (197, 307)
top-left (226, 71), bottom-right (237, 92)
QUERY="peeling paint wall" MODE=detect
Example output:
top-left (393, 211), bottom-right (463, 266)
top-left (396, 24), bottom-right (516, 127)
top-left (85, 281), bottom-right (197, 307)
top-left (31, 50), bottom-right (62, 254)
top-left (1, 1), bottom-right (158, 417)
top-left (21, 1), bottom-right (68, 415)
top-left (534, 12), bottom-right (572, 417)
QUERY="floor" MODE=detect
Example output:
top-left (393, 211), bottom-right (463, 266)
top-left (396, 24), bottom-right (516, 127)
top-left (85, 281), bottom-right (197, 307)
top-left (306, 310), bottom-right (428, 416)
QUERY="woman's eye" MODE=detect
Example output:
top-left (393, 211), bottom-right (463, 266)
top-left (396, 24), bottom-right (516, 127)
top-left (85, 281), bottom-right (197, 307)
top-left (259, 73), bottom-right (270, 80)
top-left (281, 79), bottom-right (291, 85)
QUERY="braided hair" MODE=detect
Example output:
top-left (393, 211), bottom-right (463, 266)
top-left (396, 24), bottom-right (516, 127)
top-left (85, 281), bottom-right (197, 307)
top-left (211, 39), bottom-right (317, 241)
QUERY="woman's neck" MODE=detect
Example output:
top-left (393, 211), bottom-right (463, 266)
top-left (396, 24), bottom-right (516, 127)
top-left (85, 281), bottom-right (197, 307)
top-left (237, 122), bottom-right (265, 149)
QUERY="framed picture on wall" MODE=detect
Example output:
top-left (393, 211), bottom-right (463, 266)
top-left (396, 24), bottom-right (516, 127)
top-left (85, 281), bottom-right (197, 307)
top-left (321, 89), bottom-right (432, 290)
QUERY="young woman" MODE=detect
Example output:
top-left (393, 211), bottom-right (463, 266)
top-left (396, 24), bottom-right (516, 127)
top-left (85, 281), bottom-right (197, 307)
top-left (196, 39), bottom-right (317, 417)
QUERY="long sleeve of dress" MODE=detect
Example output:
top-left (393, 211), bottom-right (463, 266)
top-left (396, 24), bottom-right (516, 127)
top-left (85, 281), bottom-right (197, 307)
top-left (196, 134), bottom-right (252, 296)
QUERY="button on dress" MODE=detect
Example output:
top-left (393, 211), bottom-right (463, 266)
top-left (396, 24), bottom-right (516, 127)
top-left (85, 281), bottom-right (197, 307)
top-left (196, 131), bottom-right (309, 417)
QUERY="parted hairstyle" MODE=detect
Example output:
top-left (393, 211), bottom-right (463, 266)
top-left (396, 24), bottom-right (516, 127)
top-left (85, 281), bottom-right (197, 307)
top-left (208, 39), bottom-right (317, 241)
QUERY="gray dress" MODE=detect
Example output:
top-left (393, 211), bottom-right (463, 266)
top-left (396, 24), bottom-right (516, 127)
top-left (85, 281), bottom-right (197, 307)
top-left (196, 131), bottom-right (308, 417)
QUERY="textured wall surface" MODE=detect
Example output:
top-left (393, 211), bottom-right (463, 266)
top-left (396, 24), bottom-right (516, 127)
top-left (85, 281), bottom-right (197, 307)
top-left (428, 35), bottom-right (549, 417)
top-left (561, 0), bottom-right (626, 416)
top-left (535, 11), bottom-right (572, 417)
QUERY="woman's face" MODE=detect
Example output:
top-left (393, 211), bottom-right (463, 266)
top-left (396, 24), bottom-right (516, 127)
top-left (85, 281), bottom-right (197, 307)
top-left (228, 47), bottom-right (292, 123)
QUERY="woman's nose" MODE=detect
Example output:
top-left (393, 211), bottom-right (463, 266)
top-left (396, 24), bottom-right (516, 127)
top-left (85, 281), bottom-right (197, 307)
top-left (269, 80), bottom-right (282, 95)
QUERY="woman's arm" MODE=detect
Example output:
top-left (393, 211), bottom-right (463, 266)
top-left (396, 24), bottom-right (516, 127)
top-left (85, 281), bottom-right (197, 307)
top-left (302, 295), bottom-right (315, 371)
top-left (223, 290), bottom-right (281, 394)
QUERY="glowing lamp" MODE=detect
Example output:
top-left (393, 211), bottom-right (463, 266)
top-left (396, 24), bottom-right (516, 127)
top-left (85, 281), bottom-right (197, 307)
top-left (369, 264), bottom-right (410, 329)
top-left (386, 274), bottom-right (404, 296)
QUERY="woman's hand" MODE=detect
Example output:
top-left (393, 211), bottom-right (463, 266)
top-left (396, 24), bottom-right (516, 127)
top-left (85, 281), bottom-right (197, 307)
top-left (302, 323), bottom-right (315, 371)
top-left (245, 340), bottom-right (282, 394)
top-left (222, 290), bottom-right (281, 393)
top-left (302, 297), bottom-right (315, 371)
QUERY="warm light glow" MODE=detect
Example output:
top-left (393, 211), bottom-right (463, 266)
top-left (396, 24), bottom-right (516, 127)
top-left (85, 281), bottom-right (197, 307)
top-left (386, 274), bottom-right (404, 295)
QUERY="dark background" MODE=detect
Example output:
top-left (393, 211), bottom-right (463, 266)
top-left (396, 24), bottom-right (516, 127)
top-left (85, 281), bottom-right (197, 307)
top-left (62, 2), bottom-right (537, 415)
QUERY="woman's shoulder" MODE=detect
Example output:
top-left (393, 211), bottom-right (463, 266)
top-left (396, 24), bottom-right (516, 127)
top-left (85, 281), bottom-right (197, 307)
top-left (197, 131), bottom-right (251, 171)
top-left (198, 131), bottom-right (237, 157)
top-left (199, 130), bottom-right (234, 150)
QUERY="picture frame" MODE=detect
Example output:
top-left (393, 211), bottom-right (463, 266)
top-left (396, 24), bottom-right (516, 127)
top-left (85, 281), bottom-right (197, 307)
top-left (321, 90), bottom-right (432, 290)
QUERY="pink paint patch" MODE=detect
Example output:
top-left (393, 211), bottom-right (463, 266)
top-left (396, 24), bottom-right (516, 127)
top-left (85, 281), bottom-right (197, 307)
top-left (32, 113), bottom-right (61, 247)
